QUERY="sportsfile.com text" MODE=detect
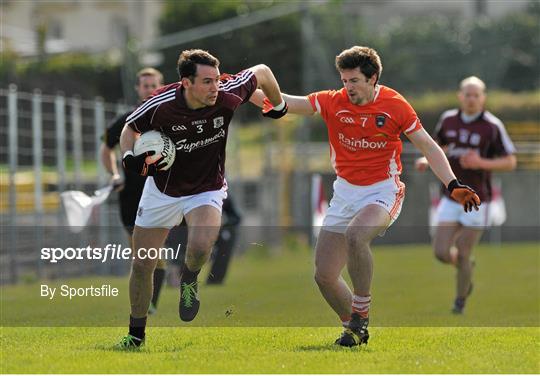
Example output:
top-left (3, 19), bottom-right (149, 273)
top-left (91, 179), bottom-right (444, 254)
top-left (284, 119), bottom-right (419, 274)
top-left (40, 244), bottom-right (183, 263)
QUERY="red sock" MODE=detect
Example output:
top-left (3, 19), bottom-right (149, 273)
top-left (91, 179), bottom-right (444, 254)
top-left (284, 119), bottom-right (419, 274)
top-left (352, 294), bottom-right (371, 318)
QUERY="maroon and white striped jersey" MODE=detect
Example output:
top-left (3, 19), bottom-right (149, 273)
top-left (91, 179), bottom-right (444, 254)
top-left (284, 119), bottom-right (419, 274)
top-left (434, 109), bottom-right (515, 202)
top-left (126, 69), bottom-right (257, 197)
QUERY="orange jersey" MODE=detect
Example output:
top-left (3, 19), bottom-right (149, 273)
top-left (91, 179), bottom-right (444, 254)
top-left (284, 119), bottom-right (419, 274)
top-left (307, 85), bottom-right (422, 186)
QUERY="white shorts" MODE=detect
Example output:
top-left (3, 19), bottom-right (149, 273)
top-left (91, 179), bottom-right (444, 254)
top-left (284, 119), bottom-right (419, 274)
top-left (322, 176), bottom-right (405, 234)
top-left (435, 196), bottom-right (490, 228)
top-left (134, 177), bottom-right (228, 229)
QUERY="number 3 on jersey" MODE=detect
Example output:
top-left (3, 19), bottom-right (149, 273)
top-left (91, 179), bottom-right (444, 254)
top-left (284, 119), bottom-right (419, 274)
top-left (197, 124), bottom-right (204, 133)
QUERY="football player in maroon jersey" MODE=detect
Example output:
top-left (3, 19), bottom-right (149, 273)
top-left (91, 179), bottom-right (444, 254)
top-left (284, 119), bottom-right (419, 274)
top-left (116, 49), bottom-right (287, 349)
top-left (416, 76), bottom-right (516, 314)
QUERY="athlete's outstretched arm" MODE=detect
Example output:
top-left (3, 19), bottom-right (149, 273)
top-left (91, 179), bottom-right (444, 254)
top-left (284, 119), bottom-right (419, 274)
top-left (407, 129), bottom-right (455, 185)
top-left (408, 128), bottom-right (480, 211)
top-left (414, 145), bottom-right (448, 172)
top-left (249, 64), bottom-right (284, 107)
top-left (249, 89), bottom-right (315, 115)
top-left (248, 88), bottom-right (267, 108)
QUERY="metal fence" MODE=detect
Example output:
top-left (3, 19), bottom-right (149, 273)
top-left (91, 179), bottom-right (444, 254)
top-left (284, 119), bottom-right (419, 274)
top-left (1, 84), bottom-right (129, 206)
top-left (0, 86), bottom-right (133, 283)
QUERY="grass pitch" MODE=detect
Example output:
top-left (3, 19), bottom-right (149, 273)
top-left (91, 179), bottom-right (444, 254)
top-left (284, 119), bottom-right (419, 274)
top-left (2, 327), bottom-right (538, 373)
top-left (1, 242), bottom-right (539, 373)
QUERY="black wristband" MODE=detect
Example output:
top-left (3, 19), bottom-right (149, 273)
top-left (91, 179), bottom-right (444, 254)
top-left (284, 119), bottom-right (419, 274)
top-left (262, 102), bottom-right (288, 119)
top-left (447, 179), bottom-right (459, 192)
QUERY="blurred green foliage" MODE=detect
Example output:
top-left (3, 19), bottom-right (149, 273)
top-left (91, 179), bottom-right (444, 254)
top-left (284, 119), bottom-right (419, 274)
top-left (157, 0), bottom-right (302, 122)
top-left (376, 3), bottom-right (540, 93)
top-left (1, 52), bottom-right (122, 101)
top-left (157, 0), bottom-right (539, 95)
top-left (158, 1), bottom-right (301, 91)
top-left (2, 1), bottom-right (538, 103)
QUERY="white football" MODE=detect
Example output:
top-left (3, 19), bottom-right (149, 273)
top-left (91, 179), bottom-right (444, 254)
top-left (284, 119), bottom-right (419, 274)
top-left (133, 130), bottom-right (176, 171)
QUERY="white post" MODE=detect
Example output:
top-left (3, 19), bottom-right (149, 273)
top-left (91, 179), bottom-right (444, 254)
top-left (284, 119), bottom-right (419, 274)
top-left (55, 93), bottom-right (66, 193)
top-left (8, 85), bottom-right (18, 218)
top-left (94, 97), bottom-right (109, 273)
top-left (7, 84), bottom-right (18, 283)
top-left (71, 97), bottom-right (83, 190)
top-left (94, 97), bottom-right (106, 187)
top-left (32, 89), bottom-right (43, 215)
top-left (32, 89), bottom-right (44, 278)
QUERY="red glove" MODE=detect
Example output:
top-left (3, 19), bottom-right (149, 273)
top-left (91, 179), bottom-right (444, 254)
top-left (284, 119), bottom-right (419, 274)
top-left (448, 179), bottom-right (481, 212)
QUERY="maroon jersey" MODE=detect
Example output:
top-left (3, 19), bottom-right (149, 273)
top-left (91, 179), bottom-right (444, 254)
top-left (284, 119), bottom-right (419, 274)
top-left (434, 109), bottom-right (515, 202)
top-left (126, 70), bottom-right (257, 197)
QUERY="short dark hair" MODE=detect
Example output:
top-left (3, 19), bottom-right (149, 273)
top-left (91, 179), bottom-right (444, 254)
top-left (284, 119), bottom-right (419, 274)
top-left (177, 49), bottom-right (220, 80)
top-left (136, 67), bottom-right (163, 85)
top-left (335, 46), bottom-right (382, 84)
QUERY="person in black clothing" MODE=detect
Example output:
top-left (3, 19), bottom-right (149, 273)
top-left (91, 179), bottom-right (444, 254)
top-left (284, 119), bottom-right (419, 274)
top-left (100, 67), bottom-right (166, 314)
top-left (207, 195), bottom-right (242, 285)
top-left (166, 194), bottom-right (242, 287)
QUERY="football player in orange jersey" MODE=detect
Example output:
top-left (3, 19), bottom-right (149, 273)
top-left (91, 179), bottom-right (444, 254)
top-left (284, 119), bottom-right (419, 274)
top-left (250, 46), bottom-right (480, 346)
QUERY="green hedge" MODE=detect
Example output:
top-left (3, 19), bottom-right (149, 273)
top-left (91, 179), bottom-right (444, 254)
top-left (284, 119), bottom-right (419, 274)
top-left (410, 90), bottom-right (540, 132)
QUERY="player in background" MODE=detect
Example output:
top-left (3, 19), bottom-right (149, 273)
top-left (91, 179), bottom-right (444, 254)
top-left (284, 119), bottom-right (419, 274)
top-left (250, 46), bottom-right (480, 346)
top-left (166, 195), bottom-right (242, 287)
top-left (100, 68), bottom-right (167, 314)
top-left (206, 195), bottom-right (242, 285)
top-left (116, 49), bottom-right (287, 349)
top-left (415, 76), bottom-right (516, 314)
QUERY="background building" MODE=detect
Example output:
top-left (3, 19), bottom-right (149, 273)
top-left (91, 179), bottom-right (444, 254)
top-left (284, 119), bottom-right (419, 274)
top-left (2, 0), bottom-right (164, 57)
